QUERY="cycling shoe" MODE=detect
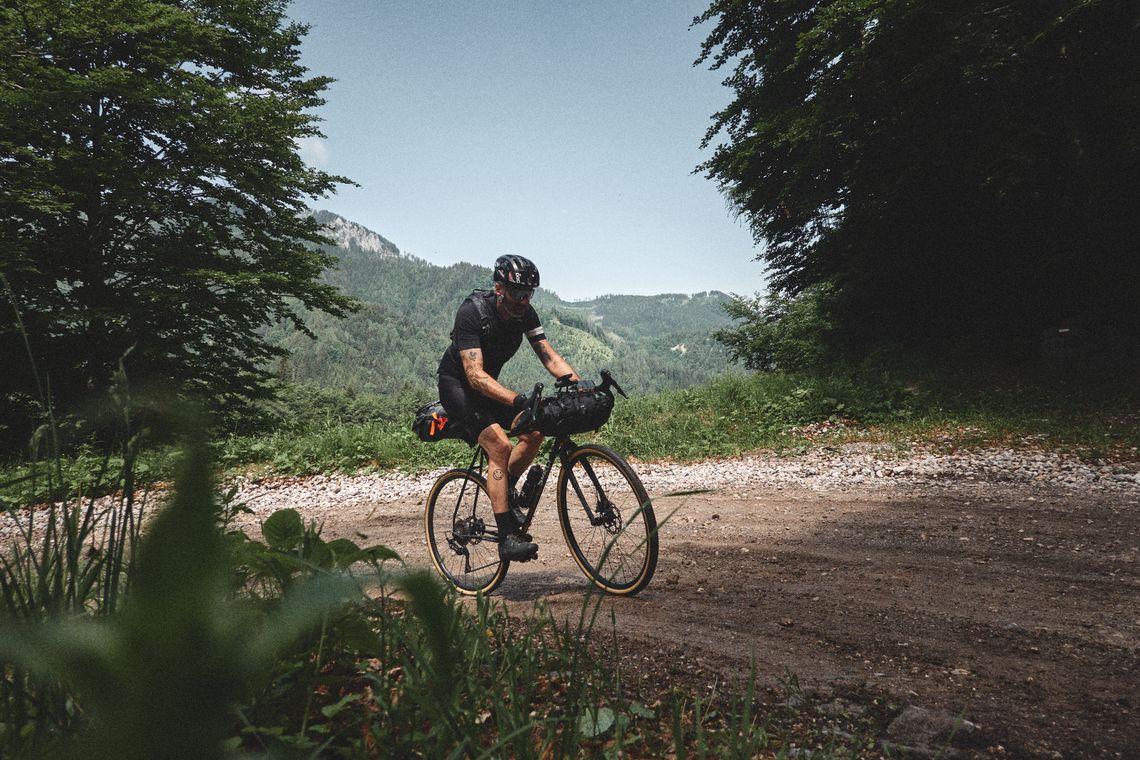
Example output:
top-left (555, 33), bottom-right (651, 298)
top-left (510, 507), bottom-right (531, 541)
top-left (499, 533), bottom-right (539, 562)
top-left (507, 491), bottom-right (532, 541)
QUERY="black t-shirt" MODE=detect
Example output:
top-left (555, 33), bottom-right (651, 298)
top-left (437, 291), bottom-right (545, 381)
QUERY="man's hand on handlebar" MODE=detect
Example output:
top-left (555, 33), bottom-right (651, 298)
top-left (508, 382), bottom-right (545, 437)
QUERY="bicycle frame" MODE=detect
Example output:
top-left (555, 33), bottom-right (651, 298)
top-left (426, 370), bottom-right (656, 596)
top-left (452, 436), bottom-right (610, 543)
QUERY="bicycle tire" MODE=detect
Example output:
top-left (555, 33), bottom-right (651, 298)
top-left (424, 468), bottom-right (509, 595)
top-left (557, 444), bottom-right (658, 595)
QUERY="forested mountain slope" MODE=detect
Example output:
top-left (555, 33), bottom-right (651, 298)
top-left (264, 211), bottom-right (737, 395)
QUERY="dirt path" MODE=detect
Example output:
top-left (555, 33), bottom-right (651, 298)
top-left (288, 471), bottom-right (1139, 758)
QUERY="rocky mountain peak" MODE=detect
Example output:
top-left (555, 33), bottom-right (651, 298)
top-left (307, 209), bottom-right (401, 258)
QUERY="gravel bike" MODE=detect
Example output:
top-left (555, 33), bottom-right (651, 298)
top-left (423, 371), bottom-right (658, 596)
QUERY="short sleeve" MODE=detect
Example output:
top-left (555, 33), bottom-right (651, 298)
top-left (452, 301), bottom-right (485, 351)
top-left (522, 306), bottom-right (545, 344)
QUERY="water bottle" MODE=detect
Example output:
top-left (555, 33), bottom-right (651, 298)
top-left (519, 465), bottom-right (543, 509)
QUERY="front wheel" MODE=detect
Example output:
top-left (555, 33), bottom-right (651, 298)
top-left (425, 469), bottom-right (508, 595)
top-left (557, 444), bottom-right (658, 595)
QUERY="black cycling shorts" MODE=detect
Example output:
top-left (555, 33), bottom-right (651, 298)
top-left (438, 373), bottom-right (516, 437)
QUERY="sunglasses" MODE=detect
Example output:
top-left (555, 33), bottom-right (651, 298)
top-left (504, 285), bottom-right (534, 301)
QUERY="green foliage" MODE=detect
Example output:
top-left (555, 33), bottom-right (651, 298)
top-left (0, 470), bottom-right (142, 749)
top-left (714, 284), bottom-right (837, 372)
top-left (0, 0), bottom-right (356, 446)
top-left (217, 417), bottom-right (468, 475)
top-left (0, 419), bottom-right (363, 757)
top-left (5, 371), bottom-right (1137, 495)
top-left (230, 505), bottom-right (398, 597)
top-left (227, 381), bottom-right (414, 436)
top-left (597, 370), bottom-right (1140, 461)
top-left (598, 372), bottom-right (906, 460)
top-left (696, 0), bottom-right (1140, 370)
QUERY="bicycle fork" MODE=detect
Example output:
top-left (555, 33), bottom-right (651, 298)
top-left (561, 446), bottom-right (618, 529)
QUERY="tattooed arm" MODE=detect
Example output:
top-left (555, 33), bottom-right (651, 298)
top-left (531, 339), bottom-right (579, 382)
top-left (461, 347), bottom-right (520, 405)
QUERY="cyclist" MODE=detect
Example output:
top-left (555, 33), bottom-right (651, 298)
top-left (437, 255), bottom-right (580, 561)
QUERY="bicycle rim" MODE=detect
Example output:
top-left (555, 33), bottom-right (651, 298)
top-left (424, 469), bottom-right (508, 595)
top-left (557, 444), bottom-right (658, 595)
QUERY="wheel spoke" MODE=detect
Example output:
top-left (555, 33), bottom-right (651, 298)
top-left (559, 445), bottom-right (658, 594)
top-left (425, 470), bottom-right (508, 595)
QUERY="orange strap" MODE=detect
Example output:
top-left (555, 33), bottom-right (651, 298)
top-left (429, 412), bottom-right (448, 436)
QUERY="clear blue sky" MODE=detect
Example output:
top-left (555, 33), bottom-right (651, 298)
top-left (287, 0), bottom-right (766, 302)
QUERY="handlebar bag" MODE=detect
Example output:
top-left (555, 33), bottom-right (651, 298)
top-left (413, 400), bottom-right (469, 442)
top-left (536, 387), bottom-right (614, 437)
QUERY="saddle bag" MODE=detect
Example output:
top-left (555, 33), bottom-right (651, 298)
top-left (536, 386), bottom-right (614, 437)
top-left (412, 400), bottom-right (468, 443)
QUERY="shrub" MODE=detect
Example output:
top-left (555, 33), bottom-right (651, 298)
top-left (713, 284), bottom-right (838, 373)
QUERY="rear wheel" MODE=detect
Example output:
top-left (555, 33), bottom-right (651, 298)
top-left (424, 469), bottom-right (508, 595)
top-left (557, 444), bottom-right (658, 595)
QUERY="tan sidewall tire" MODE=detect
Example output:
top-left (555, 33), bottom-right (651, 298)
top-left (425, 469), bottom-right (509, 595)
top-left (556, 444), bottom-right (658, 595)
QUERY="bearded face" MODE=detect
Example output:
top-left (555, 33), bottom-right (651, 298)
top-left (496, 282), bottom-right (533, 319)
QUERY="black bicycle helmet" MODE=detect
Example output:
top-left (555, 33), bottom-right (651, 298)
top-left (493, 255), bottom-right (540, 288)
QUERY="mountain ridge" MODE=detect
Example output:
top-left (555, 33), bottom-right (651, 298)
top-left (307, 209), bottom-right (731, 305)
top-left (305, 209), bottom-right (403, 259)
top-left (268, 210), bottom-right (738, 395)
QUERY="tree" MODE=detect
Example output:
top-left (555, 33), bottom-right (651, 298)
top-left (713, 284), bottom-right (835, 373)
top-left (696, 0), bottom-right (1140, 369)
top-left (0, 0), bottom-right (356, 445)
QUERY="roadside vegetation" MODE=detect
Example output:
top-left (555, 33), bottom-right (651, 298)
top-left (4, 370), bottom-right (1138, 508)
top-left (225, 371), bottom-right (1138, 472)
top-left (0, 403), bottom-right (903, 758)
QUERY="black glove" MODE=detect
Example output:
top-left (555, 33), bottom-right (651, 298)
top-left (512, 393), bottom-right (529, 410)
top-left (507, 408), bottom-right (534, 437)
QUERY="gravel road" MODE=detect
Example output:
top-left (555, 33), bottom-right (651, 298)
top-left (224, 445), bottom-right (1140, 519)
top-left (6, 444), bottom-right (1138, 757)
top-left (217, 443), bottom-right (1139, 758)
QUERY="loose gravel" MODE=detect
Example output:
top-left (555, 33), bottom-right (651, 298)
top-left (223, 445), bottom-right (1140, 517)
top-left (5, 445), bottom-right (1137, 540)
